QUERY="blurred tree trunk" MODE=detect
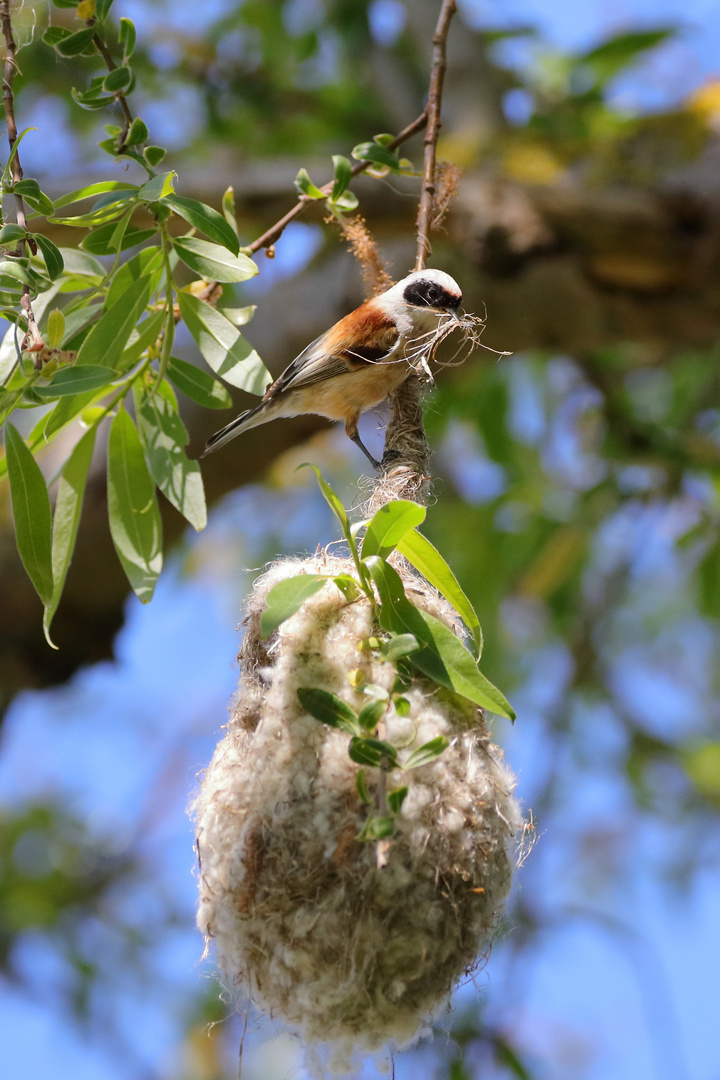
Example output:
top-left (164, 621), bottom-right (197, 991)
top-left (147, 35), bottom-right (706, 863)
top-left (3, 156), bottom-right (720, 716)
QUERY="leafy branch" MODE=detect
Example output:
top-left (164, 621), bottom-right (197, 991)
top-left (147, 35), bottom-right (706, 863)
top-left (0, 0), bottom-right (45, 357)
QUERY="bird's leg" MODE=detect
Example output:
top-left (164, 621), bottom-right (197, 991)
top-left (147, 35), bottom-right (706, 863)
top-left (345, 418), bottom-right (381, 470)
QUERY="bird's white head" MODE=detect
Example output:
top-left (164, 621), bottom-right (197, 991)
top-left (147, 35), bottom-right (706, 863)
top-left (377, 268), bottom-right (463, 331)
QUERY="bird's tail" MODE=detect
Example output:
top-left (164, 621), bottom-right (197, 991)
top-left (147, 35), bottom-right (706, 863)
top-left (201, 401), bottom-right (269, 458)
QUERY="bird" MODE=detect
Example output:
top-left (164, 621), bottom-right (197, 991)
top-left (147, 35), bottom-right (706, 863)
top-left (201, 268), bottom-right (463, 468)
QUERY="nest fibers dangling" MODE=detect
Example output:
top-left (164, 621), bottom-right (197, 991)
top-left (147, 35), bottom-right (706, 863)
top-left (193, 554), bottom-right (522, 1071)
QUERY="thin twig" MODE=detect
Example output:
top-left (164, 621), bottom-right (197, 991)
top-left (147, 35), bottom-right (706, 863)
top-left (0, 0), bottom-right (44, 356)
top-left (368, 0), bottom-right (457, 510)
top-left (90, 28), bottom-right (134, 137)
top-left (245, 111), bottom-right (429, 255)
top-left (415, 0), bottom-right (456, 271)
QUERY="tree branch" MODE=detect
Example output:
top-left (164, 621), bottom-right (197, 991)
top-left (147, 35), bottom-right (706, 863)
top-left (91, 29), bottom-right (134, 137)
top-left (415, 0), bottom-right (456, 271)
top-left (369, 0), bottom-right (457, 510)
top-left (0, 0), bottom-right (44, 356)
top-left (245, 111), bottom-right (429, 255)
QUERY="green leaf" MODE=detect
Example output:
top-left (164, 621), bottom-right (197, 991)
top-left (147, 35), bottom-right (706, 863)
top-left (122, 117), bottom-right (149, 150)
top-left (364, 557), bottom-right (515, 720)
top-left (5, 422), bottom-right (54, 605)
top-left (581, 29), bottom-right (676, 85)
top-left (117, 309), bottom-right (165, 371)
top-left (143, 146), bottom-right (166, 168)
top-left (43, 427), bottom-right (96, 648)
top-left (299, 462), bottom-right (355, 553)
top-left (34, 365), bottom-right (117, 399)
top-left (396, 529), bottom-right (483, 656)
top-left (357, 699), bottom-right (387, 732)
top-left (176, 290), bottom-right (269, 393)
top-left (107, 405), bottom-right (163, 603)
top-left (403, 737), bottom-right (449, 770)
top-left (52, 180), bottom-right (138, 211)
top-left (494, 1038), bottom-right (533, 1080)
top-left (102, 65), bottom-right (133, 93)
top-left (12, 180), bottom-right (54, 217)
top-left (0, 224), bottom-right (27, 245)
top-left (139, 171), bottom-right (176, 202)
top-left (294, 168), bottom-right (326, 199)
top-left (297, 687), bottom-right (361, 736)
top-left (331, 154), bottom-right (353, 201)
top-left (0, 259), bottom-right (49, 292)
top-left (362, 499), bottom-right (426, 560)
top-left (331, 573), bottom-right (361, 602)
top-left (134, 381), bottom-right (207, 531)
top-left (352, 141), bottom-right (401, 169)
top-left (260, 574), bottom-right (329, 638)
top-left (46, 309), bottom-right (65, 349)
top-left (163, 195), bottom-right (240, 255)
top-left (56, 247), bottom-right (105, 283)
top-left (380, 633), bottom-right (420, 661)
top-left (53, 26), bottom-right (97, 57)
top-left (33, 235), bottom-right (64, 280)
top-left (50, 190), bottom-right (139, 227)
top-left (222, 187), bottom-right (238, 235)
top-left (76, 275), bottom-right (153, 368)
top-left (387, 786), bottom-right (408, 813)
top-left (331, 190), bottom-right (359, 211)
top-left (219, 305), bottom-right (256, 326)
top-left (80, 221), bottom-right (154, 256)
top-left (359, 815), bottom-right (394, 840)
top-left (172, 237), bottom-right (257, 282)
top-left (167, 355), bottom-right (232, 409)
top-left (119, 17), bottom-right (136, 57)
top-left (355, 768), bottom-right (372, 803)
top-left (348, 737), bottom-right (398, 768)
top-left (682, 741), bottom-right (720, 797)
top-left (105, 247), bottom-right (163, 310)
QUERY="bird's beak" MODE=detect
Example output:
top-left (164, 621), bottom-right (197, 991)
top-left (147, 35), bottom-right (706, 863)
top-left (448, 308), bottom-right (462, 322)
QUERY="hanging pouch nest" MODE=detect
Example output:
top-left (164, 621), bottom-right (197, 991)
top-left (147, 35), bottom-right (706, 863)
top-left (193, 553), bottom-right (522, 1070)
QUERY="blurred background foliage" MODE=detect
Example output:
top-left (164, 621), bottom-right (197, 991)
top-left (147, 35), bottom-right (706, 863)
top-left (2, 1), bottom-right (720, 1078)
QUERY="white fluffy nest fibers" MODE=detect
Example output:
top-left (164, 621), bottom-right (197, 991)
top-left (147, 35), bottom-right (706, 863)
top-left (193, 553), bottom-right (522, 1068)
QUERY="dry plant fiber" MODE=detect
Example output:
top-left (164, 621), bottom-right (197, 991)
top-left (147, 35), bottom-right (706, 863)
top-left (193, 554), bottom-right (522, 1075)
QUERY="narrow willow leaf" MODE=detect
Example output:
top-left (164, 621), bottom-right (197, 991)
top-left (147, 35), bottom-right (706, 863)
top-left (380, 633), bottom-right (420, 661)
top-left (364, 556), bottom-right (515, 720)
top-left (387, 786), bottom-right (408, 813)
top-left (172, 236), bottom-right (257, 282)
top-left (139, 171), bottom-right (176, 203)
top-left (294, 168), bottom-right (326, 199)
top-left (362, 499), bottom-right (426, 560)
top-left (331, 573), bottom-right (361, 602)
top-left (107, 406), bottom-right (162, 603)
top-left (396, 528), bottom-right (483, 656)
top-left (43, 427), bottom-right (96, 647)
top-left (355, 768), bottom-right (372, 804)
top-left (331, 154), bottom-right (352, 200)
top-left (105, 247), bottom-right (163, 310)
top-left (46, 309), bottom-right (65, 349)
top-left (134, 381), bottom-right (207, 531)
top-left (34, 365), bottom-right (118, 399)
top-left (117, 309), bottom-right (166, 371)
top-left (260, 574), bottom-right (329, 638)
top-left (76, 275), bottom-right (153, 368)
top-left (403, 736), bottom-right (449, 770)
top-left (359, 815), bottom-right (394, 840)
top-left (81, 221), bottom-right (155, 256)
top-left (297, 687), bottom-right (361, 736)
top-left (299, 462), bottom-right (356, 553)
top-left (163, 194), bottom-right (239, 255)
top-left (167, 355), bottom-right (232, 409)
top-left (357, 699), bottom-right (387, 732)
top-left (52, 181), bottom-right (138, 211)
top-left (33, 234), bottom-right (64, 280)
top-left (5, 422), bottom-right (53, 605)
top-left (348, 737), bottom-right (399, 768)
top-left (176, 290), bottom-right (269, 393)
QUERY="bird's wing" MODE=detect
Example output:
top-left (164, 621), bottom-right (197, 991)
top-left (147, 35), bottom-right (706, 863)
top-left (263, 311), bottom-right (400, 400)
